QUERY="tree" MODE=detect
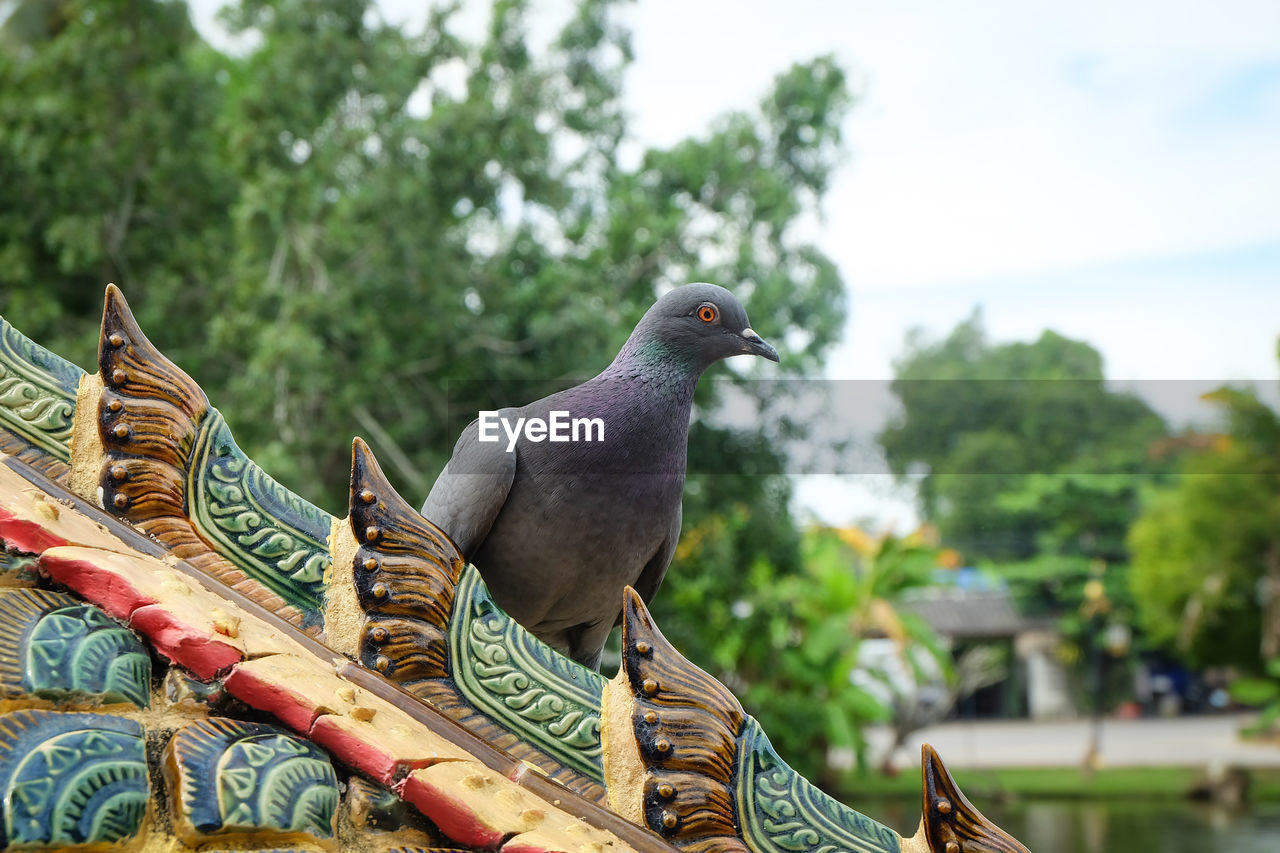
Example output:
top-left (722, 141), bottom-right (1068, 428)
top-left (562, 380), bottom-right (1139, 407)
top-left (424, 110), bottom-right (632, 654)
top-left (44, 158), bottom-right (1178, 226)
top-left (191, 0), bottom-right (849, 511)
top-left (0, 0), bottom-right (234, 368)
top-left (879, 310), bottom-right (1168, 563)
top-left (877, 313), bottom-right (1170, 714)
top-left (1, 0), bottom-right (849, 502)
top-left (1129, 377), bottom-right (1280, 671)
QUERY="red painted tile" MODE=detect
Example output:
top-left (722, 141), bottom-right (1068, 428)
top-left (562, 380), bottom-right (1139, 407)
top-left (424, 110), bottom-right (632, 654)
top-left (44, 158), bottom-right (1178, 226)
top-left (129, 604), bottom-right (242, 680)
top-left (38, 549), bottom-right (156, 620)
top-left (309, 714), bottom-right (428, 786)
top-left (0, 507), bottom-right (67, 554)
top-left (400, 769), bottom-right (505, 850)
top-left (222, 663), bottom-right (324, 735)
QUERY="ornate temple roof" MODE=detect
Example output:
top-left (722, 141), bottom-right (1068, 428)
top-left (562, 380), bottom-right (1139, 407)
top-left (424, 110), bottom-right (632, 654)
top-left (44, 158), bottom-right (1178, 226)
top-left (0, 285), bottom-right (1030, 853)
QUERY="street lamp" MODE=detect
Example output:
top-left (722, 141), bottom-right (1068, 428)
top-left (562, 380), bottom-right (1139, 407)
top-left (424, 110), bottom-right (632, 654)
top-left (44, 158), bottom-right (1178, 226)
top-left (1082, 564), bottom-right (1110, 772)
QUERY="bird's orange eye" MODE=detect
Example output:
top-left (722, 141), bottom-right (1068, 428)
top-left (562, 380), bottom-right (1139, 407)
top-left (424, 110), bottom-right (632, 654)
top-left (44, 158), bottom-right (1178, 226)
top-left (698, 304), bottom-right (718, 323)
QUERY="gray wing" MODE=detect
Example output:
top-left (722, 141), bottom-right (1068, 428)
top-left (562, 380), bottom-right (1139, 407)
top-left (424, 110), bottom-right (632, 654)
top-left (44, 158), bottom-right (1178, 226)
top-left (630, 503), bottom-right (682, 607)
top-left (420, 416), bottom-right (517, 558)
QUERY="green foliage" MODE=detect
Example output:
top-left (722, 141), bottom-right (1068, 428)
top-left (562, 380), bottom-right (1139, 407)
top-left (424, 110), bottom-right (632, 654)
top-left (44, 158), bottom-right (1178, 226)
top-left (1129, 380), bottom-right (1280, 671)
top-left (1229, 658), bottom-right (1280, 736)
top-left (662, 524), bottom-right (947, 783)
top-left (986, 556), bottom-right (1137, 721)
top-left (879, 313), bottom-right (1169, 712)
top-left (879, 310), bottom-right (1168, 563)
top-left (0, 0), bottom-right (234, 368)
top-left (1231, 666), bottom-right (1280, 705)
top-left (1, 0), bottom-right (850, 507)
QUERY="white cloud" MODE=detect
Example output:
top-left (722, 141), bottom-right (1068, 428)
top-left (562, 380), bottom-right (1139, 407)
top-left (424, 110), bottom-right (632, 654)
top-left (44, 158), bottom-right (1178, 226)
top-left (615, 1), bottom-right (1280, 288)
top-left (615, 1), bottom-right (1280, 386)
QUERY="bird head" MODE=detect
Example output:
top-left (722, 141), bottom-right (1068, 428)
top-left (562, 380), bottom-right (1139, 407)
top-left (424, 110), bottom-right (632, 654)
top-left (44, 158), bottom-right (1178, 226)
top-left (628, 282), bottom-right (780, 371)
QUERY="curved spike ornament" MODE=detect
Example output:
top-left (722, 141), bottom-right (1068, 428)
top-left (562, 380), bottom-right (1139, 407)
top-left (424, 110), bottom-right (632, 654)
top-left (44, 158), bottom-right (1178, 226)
top-left (330, 438), bottom-right (610, 802)
top-left (917, 744), bottom-right (1029, 853)
top-left (606, 587), bottom-right (1032, 853)
top-left (88, 285), bottom-right (332, 630)
top-left (338, 438), bottom-right (462, 683)
top-left (607, 587), bottom-right (747, 852)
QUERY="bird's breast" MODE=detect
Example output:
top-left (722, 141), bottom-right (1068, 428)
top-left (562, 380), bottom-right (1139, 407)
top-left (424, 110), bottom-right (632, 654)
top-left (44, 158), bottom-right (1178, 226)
top-left (470, 469), bottom-right (682, 623)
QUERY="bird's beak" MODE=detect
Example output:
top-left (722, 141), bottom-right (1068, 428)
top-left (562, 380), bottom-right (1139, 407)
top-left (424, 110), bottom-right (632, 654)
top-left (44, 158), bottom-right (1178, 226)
top-left (740, 328), bottom-right (780, 362)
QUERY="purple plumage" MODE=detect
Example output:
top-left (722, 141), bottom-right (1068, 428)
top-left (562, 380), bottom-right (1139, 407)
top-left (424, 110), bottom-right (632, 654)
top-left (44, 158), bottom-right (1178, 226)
top-left (420, 283), bottom-right (779, 668)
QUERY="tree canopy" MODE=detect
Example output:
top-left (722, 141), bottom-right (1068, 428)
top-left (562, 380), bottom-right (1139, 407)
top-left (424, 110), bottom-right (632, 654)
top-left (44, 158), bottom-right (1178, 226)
top-left (877, 312), bottom-right (1174, 702)
top-left (879, 310), bottom-right (1168, 564)
top-left (1, 0), bottom-right (848, 505)
top-left (1129, 374), bottom-right (1280, 671)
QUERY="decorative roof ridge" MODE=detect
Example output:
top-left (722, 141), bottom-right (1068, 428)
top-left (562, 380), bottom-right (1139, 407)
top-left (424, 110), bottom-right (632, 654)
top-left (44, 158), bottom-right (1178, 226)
top-left (0, 451), bottom-right (670, 852)
top-left (0, 284), bottom-right (1032, 853)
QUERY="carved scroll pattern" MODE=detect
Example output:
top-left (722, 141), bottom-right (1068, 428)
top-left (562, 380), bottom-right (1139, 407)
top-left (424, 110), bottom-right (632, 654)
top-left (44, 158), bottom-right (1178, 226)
top-left (736, 719), bottom-right (899, 853)
top-left (450, 565), bottom-right (606, 774)
top-left (0, 315), bottom-right (81, 478)
top-left (188, 414), bottom-right (330, 620)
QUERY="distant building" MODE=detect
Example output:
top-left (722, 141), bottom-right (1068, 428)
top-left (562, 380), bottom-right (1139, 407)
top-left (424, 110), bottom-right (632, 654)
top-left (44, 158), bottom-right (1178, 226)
top-left (902, 586), bottom-right (1073, 719)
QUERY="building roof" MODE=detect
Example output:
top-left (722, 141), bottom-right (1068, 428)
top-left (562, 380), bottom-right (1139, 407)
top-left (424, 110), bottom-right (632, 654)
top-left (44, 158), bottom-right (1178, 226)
top-left (903, 588), bottom-right (1042, 639)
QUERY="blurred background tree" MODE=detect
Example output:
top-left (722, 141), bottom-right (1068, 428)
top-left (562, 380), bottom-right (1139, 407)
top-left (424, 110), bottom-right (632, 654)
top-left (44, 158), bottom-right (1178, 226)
top-left (0, 0), bottom-right (871, 784)
top-left (0, 0), bottom-right (234, 366)
top-left (1128, 362), bottom-right (1280, 736)
top-left (1129, 370), bottom-right (1280, 677)
top-left (878, 311), bottom-right (1173, 711)
top-left (879, 309), bottom-right (1169, 564)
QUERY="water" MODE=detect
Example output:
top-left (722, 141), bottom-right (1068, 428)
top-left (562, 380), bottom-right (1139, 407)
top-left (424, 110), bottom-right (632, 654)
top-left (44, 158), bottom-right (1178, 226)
top-left (1006, 800), bottom-right (1280, 853)
top-left (867, 798), bottom-right (1280, 852)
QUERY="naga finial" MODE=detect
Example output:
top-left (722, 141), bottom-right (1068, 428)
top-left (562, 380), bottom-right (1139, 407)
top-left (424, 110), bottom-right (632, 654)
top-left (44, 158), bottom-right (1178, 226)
top-left (909, 743), bottom-right (1030, 853)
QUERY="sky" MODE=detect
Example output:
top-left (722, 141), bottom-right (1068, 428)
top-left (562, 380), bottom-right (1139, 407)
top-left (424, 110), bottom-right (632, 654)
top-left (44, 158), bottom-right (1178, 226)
top-left (188, 0), bottom-right (1280, 528)
top-left (606, 0), bottom-right (1280, 526)
top-left (614, 1), bottom-right (1280, 376)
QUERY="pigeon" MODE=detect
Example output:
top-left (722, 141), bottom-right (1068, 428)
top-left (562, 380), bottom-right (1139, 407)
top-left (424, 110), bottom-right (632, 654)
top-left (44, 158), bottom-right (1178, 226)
top-left (420, 282), bottom-right (779, 669)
